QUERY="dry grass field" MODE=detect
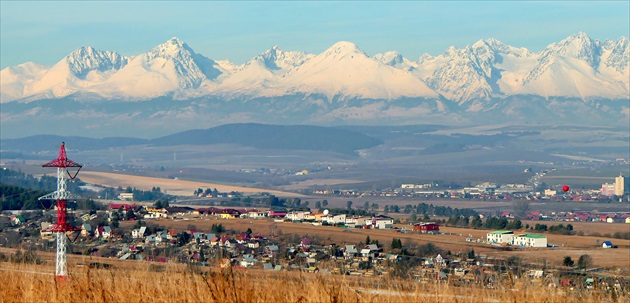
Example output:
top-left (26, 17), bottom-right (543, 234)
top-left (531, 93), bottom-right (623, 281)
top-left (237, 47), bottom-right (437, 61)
top-left (78, 171), bottom-right (304, 198)
top-left (136, 217), bottom-right (630, 272)
top-left (0, 261), bottom-right (625, 303)
top-left (521, 220), bottom-right (630, 236)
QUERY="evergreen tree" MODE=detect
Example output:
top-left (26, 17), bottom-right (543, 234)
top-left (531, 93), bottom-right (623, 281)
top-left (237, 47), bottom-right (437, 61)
top-left (563, 256), bottom-right (574, 267)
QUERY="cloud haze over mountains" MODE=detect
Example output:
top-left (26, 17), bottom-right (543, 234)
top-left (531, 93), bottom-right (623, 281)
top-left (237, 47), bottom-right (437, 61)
top-left (0, 32), bottom-right (628, 138)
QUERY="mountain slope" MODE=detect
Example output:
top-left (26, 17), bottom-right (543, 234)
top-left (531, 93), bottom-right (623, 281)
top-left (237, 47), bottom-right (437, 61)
top-left (150, 123), bottom-right (383, 154)
top-left (213, 46), bottom-right (314, 97)
top-left (267, 41), bottom-right (438, 100)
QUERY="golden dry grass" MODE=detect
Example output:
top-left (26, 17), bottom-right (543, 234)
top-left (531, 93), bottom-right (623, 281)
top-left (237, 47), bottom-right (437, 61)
top-left (78, 171), bottom-right (304, 197)
top-left (0, 262), bottom-right (625, 303)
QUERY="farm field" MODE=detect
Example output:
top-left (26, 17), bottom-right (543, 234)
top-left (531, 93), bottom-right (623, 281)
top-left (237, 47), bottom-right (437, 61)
top-left (78, 171), bottom-right (304, 198)
top-left (135, 217), bottom-right (630, 272)
top-left (520, 220), bottom-right (630, 236)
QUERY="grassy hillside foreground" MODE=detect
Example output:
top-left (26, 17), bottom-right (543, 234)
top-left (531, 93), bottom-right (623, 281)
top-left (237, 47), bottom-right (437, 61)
top-left (0, 262), bottom-right (624, 303)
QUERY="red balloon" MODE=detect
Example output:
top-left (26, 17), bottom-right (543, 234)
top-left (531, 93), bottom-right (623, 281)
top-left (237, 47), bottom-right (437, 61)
top-left (562, 185), bottom-right (570, 192)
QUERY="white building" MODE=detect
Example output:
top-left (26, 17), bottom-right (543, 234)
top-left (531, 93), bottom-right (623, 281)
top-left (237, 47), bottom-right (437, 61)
top-left (512, 234), bottom-right (547, 248)
top-left (374, 218), bottom-right (393, 229)
top-left (601, 183), bottom-right (615, 196)
top-left (487, 230), bottom-right (514, 244)
top-left (544, 189), bottom-right (557, 196)
top-left (286, 211), bottom-right (309, 221)
top-left (132, 226), bottom-right (147, 239)
top-left (247, 210), bottom-right (266, 219)
top-left (615, 175), bottom-right (625, 196)
top-left (333, 214), bottom-right (347, 224)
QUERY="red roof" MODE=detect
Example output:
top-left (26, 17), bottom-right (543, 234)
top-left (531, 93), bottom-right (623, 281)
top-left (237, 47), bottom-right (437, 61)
top-left (109, 204), bottom-right (134, 211)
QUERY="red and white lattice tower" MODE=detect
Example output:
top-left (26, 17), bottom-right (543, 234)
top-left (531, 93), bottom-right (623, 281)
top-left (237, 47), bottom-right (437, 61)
top-left (39, 142), bottom-right (82, 279)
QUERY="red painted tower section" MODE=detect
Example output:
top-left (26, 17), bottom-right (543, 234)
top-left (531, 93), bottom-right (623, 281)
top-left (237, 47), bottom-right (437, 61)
top-left (42, 143), bottom-right (82, 233)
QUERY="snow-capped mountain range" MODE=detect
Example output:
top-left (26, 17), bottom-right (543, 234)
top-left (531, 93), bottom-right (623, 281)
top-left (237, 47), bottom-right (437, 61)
top-left (0, 33), bottom-right (628, 138)
top-left (2, 32), bottom-right (628, 103)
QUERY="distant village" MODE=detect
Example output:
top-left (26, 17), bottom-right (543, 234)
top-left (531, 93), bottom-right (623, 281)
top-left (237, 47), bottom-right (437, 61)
top-left (314, 173), bottom-right (628, 203)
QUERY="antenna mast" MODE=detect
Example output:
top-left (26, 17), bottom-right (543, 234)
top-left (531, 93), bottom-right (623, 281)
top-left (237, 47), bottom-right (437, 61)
top-left (39, 142), bottom-right (82, 279)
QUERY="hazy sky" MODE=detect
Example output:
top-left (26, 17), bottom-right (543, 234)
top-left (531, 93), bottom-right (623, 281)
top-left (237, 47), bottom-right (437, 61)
top-left (1, 1), bottom-right (629, 69)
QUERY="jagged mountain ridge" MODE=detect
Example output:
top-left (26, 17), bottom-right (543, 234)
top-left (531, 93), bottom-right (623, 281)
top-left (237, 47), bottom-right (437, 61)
top-left (2, 32), bottom-right (628, 104)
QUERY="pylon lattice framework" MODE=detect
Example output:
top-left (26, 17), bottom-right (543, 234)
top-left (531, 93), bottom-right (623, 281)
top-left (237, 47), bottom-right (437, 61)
top-left (39, 142), bottom-right (82, 278)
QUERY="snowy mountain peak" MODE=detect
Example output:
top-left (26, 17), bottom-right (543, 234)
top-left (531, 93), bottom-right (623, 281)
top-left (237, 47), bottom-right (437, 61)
top-left (374, 51), bottom-right (417, 71)
top-left (250, 45), bottom-right (313, 71)
top-left (546, 32), bottom-right (600, 67)
top-left (147, 37), bottom-right (194, 59)
top-left (64, 46), bottom-right (129, 79)
top-left (603, 36), bottom-right (630, 73)
top-left (323, 41), bottom-right (366, 58)
top-left (374, 51), bottom-right (403, 65)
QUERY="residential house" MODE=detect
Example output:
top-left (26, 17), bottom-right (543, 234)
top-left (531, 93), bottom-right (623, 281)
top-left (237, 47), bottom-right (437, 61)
top-left (247, 209), bottom-right (266, 219)
top-left (360, 244), bottom-right (380, 259)
top-left (602, 241), bottom-right (613, 248)
top-left (344, 245), bottom-right (358, 259)
top-left (132, 226), bottom-right (147, 239)
top-left (219, 209), bottom-right (240, 219)
top-left (321, 215), bottom-right (335, 224)
top-left (304, 212), bottom-right (323, 222)
top-left (144, 235), bottom-right (156, 245)
top-left (164, 207), bottom-right (195, 216)
top-left (413, 223), bottom-right (440, 233)
top-left (220, 237), bottom-right (238, 248)
top-left (155, 231), bottom-right (168, 244)
top-left (286, 211), bottom-right (309, 222)
top-left (10, 215), bottom-right (25, 225)
top-left (40, 222), bottom-right (53, 238)
top-left (95, 226), bottom-right (112, 239)
top-left (268, 210), bottom-right (287, 218)
top-left (118, 193), bottom-right (134, 201)
top-left (166, 229), bottom-right (178, 241)
top-left (192, 232), bottom-right (205, 242)
top-left (205, 233), bottom-right (216, 242)
top-left (265, 245), bottom-right (279, 257)
top-left (144, 207), bottom-right (167, 218)
top-left (81, 224), bottom-right (92, 237)
top-left (240, 254), bottom-right (256, 267)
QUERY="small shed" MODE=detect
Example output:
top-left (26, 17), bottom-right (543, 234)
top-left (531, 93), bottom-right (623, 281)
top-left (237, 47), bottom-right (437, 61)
top-left (602, 241), bottom-right (613, 248)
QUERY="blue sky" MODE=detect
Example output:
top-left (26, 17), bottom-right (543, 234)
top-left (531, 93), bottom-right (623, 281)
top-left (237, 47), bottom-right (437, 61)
top-left (1, 1), bottom-right (629, 69)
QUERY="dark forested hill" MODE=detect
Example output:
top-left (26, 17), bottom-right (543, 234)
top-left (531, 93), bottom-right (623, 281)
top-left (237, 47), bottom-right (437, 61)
top-left (150, 123), bottom-right (383, 154)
